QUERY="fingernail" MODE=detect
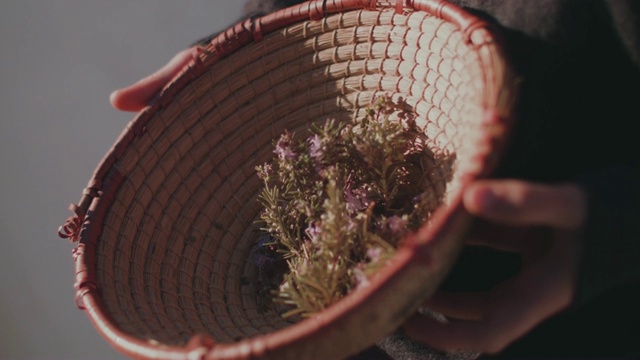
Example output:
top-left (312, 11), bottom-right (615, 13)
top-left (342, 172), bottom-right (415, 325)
top-left (109, 91), bottom-right (119, 107)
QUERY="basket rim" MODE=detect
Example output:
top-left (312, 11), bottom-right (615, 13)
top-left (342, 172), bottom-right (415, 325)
top-left (59, 1), bottom-right (518, 359)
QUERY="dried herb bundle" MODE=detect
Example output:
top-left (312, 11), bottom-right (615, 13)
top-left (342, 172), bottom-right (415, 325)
top-left (254, 95), bottom-right (435, 318)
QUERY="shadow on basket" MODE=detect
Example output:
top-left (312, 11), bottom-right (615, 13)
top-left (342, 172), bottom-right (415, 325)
top-left (58, 1), bottom-right (516, 359)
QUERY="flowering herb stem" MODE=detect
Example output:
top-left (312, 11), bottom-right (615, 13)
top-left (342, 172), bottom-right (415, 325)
top-left (254, 95), bottom-right (437, 318)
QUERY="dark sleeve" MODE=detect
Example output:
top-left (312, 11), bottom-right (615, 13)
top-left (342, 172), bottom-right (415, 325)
top-left (571, 0), bottom-right (640, 308)
top-left (191, 0), bottom-right (307, 47)
top-left (573, 167), bottom-right (640, 307)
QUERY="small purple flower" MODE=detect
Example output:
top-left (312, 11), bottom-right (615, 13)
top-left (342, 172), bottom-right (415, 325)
top-left (366, 247), bottom-right (383, 263)
top-left (256, 162), bottom-right (273, 180)
top-left (344, 189), bottom-right (362, 214)
top-left (387, 215), bottom-right (407, 235)
top-left (308, 134), bottom-right (323, 159)
top-left (274, 132), bottom-right (296, 160)
top-left (305, 222), bottom-right (322, 243)
top-left (352, 265), bottom-right (369, 289)
top-left (274, 144), bottom-right (295, 160)
top-left (346, 217), bottom-right (358, 234)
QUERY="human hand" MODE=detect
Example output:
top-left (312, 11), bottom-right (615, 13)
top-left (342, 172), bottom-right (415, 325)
top-left (109, 47), bottom-right (200, 112)
top-left (404, 179), bottom-right (587, 354)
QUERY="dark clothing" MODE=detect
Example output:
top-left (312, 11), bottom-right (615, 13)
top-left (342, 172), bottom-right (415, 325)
top-left (201, 0), bottom-right (640, 358)
top-left (441, 2), bottom-right (640, 358)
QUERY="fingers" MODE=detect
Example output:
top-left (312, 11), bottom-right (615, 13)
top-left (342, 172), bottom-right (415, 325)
top-left (109, 47), bottom-right (200, 112)
top-left (406, 236), bottom-right (576, 354)
top-left (404, 315), bottom-right (497, 353)
top-left (464, 220), bottom-right (541, 253)
top-left (406, 280), bottom-right (569, 353)
top-left (407, 180), bottom-right (583, 353)
top-left (424, 291), bottom-right (488, 321)
top-left (463, 180), bottom-right (587, 229)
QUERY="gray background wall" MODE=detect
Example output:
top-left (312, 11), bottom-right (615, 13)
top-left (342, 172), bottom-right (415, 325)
top-left (0, 2), bottom-right (244, 359)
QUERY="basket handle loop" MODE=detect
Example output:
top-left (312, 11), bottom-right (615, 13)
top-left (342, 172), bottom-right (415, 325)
top-left (58, 182), bottom-right (102, 242)
top-left (58, 203), bottom-right (84, 242)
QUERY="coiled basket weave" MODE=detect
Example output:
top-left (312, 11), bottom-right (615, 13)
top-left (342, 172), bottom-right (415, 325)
top-left (59, 1), bottom-right (516, 359)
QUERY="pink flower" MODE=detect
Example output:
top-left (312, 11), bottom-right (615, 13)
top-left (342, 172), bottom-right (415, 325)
top-left (308, 134), bottom-right (323, 159)
top-left (387, 215), bottom-right (407, 235)
top-left (305, 222), bottom-right (322, 243)
top-left (274, 131), bottom-right (296, 160)
top-left (366, 247), bottom-right (383, 263)
top-left (256, 162), bottom-right (273, 180)
top-left (352, 265), bottom-right (369, 289)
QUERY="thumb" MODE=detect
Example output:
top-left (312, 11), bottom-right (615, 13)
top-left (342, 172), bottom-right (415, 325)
top-left (463, 180), bottom-right (586, 229)
top-left (109, 47), bottom-right (200, 112)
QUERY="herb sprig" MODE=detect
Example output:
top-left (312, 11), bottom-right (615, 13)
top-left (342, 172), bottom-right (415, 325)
top-left (254, 95), bottom-right (435, 318)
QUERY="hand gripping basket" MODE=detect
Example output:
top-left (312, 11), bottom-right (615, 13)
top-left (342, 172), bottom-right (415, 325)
top-left (59, 1), bottom-right (516, 359)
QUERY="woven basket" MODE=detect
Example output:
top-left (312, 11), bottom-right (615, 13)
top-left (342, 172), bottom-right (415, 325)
top-left (59, 1), bottom-right (516, 359)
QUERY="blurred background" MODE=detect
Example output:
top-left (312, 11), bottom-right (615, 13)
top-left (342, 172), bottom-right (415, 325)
top-left (0, 1), bottom-right (244, 359)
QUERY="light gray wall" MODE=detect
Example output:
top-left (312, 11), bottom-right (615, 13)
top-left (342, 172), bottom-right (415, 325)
top-left (0, 2), bottom-right (244, 359)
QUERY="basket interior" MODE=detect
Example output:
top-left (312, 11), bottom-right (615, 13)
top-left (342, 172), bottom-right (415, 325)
top-left (94, 8), bottom-right (488, 346)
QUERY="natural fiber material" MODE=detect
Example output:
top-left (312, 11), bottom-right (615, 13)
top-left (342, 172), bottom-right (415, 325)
top-left (59, 1), bottom-right (516, 359)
